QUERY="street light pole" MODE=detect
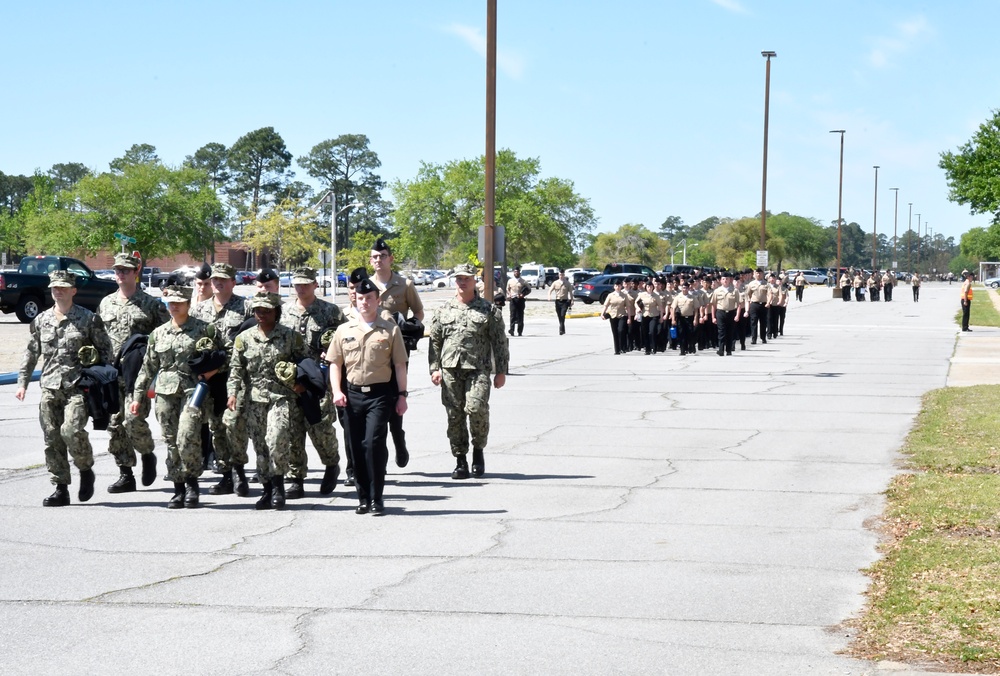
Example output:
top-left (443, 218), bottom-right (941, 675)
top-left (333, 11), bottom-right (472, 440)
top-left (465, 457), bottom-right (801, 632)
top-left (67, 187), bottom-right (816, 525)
top-left (871, 166), bottom-right (879, 270)
top-left (483, 0), bottom-right (498, 302)
top-left (907, 203), bottom-right (913, 272)
top-left (915, 213), bottom-right (922, 273)
top-left (889, 187), bottom-right (899, 269)
top-left (830, 130), bottom-right (846, 286)
top-left (760, 51), bottom-right (776, 252)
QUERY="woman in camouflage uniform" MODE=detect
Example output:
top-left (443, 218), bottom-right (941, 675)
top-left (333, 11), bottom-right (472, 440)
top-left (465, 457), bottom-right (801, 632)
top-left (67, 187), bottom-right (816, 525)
top-left (131, 286), bottom-right (222, 509)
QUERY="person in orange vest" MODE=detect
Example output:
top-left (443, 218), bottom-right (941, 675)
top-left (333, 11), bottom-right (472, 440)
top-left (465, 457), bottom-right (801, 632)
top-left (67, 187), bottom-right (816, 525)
top-left (960, 271), bottom-right (974, 331)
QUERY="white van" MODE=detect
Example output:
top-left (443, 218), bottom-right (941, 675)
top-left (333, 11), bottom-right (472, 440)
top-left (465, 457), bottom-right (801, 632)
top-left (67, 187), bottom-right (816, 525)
top-left (513, 263), bottom-right (545, 289)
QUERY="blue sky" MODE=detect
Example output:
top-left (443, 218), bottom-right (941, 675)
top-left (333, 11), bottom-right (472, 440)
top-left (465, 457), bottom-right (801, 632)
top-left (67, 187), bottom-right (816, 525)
top-left (5, 0), bottom-right (999, 254)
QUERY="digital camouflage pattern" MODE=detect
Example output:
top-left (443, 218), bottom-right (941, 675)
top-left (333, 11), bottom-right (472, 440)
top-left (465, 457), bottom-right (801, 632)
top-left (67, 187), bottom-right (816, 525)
top-left (428, 296), bottom-right (508, 457)
top-left (133, 316), bottom-right (222, 482)
top-left (18, 304), bottom-right (113, 485)
top-left (99, 288), bottom-right (169, 467)
top-left (228, 323), bottom-right (306, 481)
top-left (281, 297), bottom-right (347, 360)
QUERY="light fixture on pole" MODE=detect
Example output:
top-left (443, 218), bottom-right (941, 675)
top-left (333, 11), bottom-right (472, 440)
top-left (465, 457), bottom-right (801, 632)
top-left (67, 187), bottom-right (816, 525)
top-left (871, 166), bottom-right (879, 270)
top-left (760, 51), bottom-right (777, 253)
top-left (889, 188), bottom-right (899, 269)
top-left (830, 130), bottom-right (846, 286)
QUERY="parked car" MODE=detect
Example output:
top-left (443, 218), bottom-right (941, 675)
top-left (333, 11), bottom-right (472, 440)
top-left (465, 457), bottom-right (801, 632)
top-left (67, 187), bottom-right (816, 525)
top-left (0, 255), bottom-right (117, 322)
top-left (661, 264), bottom-right (697, 275)
top-left (234, 270), bottom-right (258, 285)
top-left (316, 271), bottom-right (347, 288)
top-left (544, 267), bottom-right (560, 286)
top-left (570, 271), bottom-right (596, 285)
top-left (784, 269), bottom-right (828, 285)
top-left (573, 273), bottom-right (647, 305)
top-left (94, 269), bottom-right (116, 280)
top-left (514, 263), bottom-right (546, 289)
top-left (422, 269), bottom-right (446, 284)
top-left (404, 270), bottom-right (429, 285)
top-left (604, 262), bottom-right (657, 277)
top-left (984, 277), bottom-right (1000, 289)
top-left (279, 272), bottom-right (293, 287)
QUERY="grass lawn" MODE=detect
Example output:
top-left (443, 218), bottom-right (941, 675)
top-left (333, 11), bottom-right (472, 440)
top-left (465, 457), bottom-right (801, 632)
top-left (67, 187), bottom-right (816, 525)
top-left (954, 286), bottom-right (1000, 328)
top-left (851, 386), bottom-right (1000, 672)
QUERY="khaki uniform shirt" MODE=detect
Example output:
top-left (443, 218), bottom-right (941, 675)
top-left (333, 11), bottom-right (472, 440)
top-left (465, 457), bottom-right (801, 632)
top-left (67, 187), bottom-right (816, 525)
top-left (134, 317), bottom-right (220, 397)
top-left (710, 284), bottom-right (740, 311)
top-left (98, 289), bottom-right (169, 355)
top-left (911, 275), bottom-right (921, 287)
top-left (373, 271), bottom-right (423, 318)
top-left (227, 324), bottom-right (307, 404)
top-left (603, 290), bottom-right (632, 319)
top-left (550, 278), bottom-right (572, 301)
top-left (747, 279), bottom-right (768, 303)
top-left (672, 292), bottom-right (700, 318)
top-left (794, 274), bottom-right (805, 287)
top-left (507, 276), bottom-right (531, 299)
top-left (636, 291), bottom-right (660, 317)
top-left (280, 297), bottom-right (347, 361)
top-left (18, 305), bottom-right (114, 391)
top-left (882, 273), bottom-right (893, 287)
top-left (766, 283), bottom-right (782, 305)
top-left (428, 296), bottom-right (510, 374)
top-left (327, 314), bottom-right (407, 387)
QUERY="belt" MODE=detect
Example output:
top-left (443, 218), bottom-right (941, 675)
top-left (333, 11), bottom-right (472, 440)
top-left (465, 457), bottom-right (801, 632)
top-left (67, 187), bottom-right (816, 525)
top-left (347, 382), bottom-right (393, 394)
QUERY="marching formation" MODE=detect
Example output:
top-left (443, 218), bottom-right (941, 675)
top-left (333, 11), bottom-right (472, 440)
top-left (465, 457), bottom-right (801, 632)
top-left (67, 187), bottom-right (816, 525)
top-left (597, 268), bottom-right (793, 356)
top-left (15, 240), bottom-right (509, 515)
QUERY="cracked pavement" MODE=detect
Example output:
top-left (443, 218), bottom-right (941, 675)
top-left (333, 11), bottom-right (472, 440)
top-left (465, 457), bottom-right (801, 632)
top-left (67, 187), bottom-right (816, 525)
top-left (0, 284), bottom-right (965, 674)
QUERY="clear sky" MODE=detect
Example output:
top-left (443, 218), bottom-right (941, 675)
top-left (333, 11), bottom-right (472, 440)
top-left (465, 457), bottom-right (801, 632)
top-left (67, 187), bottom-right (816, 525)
top-left (4, 0), bottom-right (999, 251)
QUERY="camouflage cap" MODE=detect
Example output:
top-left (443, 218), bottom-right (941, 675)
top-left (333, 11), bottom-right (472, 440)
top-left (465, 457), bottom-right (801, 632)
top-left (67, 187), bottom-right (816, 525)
top-left (210, 262), bottom-right (236, 279)
top-left (249, 291), bottom-right (282, 311)
top-left (162, 285), bottom-right (193, 303)
top-left (113, 253), bottom-right (141, 270)
top-left (450, 263), bottom-right (476, 277)
top-left (292, 267), bottom-right (317, 284)
top-left (48, 270), bottom-right (76, 288)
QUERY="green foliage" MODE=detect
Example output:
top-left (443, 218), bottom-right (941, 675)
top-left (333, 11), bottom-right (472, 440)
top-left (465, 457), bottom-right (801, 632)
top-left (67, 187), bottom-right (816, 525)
top-left (658, 215), bottom-right (685, 240)
top-left (960, 225), bottom-right (1000, 262)
top-left (46, 163), bottom-right (90, 192)
top-left (707, 217), bottom-right (785, 269)
top-left (391, 149), bottom-right (595, 270)
top-left (227, 127), bottom-right (292, 220)
top-left (185, 143), bottom-right (231, 190)
top-left (768, 212), bottom-right (827, 265)
top-left (243, 197), bottom-right (320, 271)
top-left (110, 144), bottom-right (158, 172)
top-left (939, 109), bottom-right (1000, 223)
top-left (586, 223), bottom-right (664, 267)
top-left (949, 252), bottom-right (979, 275)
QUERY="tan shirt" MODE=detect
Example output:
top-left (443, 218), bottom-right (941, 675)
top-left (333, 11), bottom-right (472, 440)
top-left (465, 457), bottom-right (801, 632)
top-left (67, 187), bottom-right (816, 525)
top-left (549, 278), bottom-right (572, 301)
top-left (747, 279), bottom-right (768, 303)
top-left (373, 271), bottom-right (423, 318)
top-left (672, 293), bottom-right (700, 318)
top-left (603, 290), bottom-right (632, 319)
top-left (326, 314), bottom-right (407, 387)
top-left (636, 291), bottom-right (660, 317)
top-left (710, 284), bottom-right (740, 311)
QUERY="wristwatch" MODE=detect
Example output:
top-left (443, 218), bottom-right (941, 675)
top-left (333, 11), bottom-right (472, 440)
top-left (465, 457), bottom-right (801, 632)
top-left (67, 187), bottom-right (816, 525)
top-left (398, 390), bottom-right (408, 397)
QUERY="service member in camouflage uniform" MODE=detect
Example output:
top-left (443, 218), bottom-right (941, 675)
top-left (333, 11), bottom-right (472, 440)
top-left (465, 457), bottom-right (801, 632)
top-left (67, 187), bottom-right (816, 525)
top-left (15, 270), bottom-right (114, 506)
top-left (131, 286), bottom-right (221, 508)
top-left (227, 292), bottom-right (307, 510)
top-left (192, 263), bottom-right (250, 496)
top-left (281, 266), bottom-right (347, 498)
top-left (428, 263), bottom-right (509, 479)
top-left (99, 252), bottom-right (169, 493)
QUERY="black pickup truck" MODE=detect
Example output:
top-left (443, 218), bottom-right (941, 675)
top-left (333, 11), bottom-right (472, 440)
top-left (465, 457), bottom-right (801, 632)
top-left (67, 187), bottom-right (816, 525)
top-left (0, 256), bottom-right (118, 323)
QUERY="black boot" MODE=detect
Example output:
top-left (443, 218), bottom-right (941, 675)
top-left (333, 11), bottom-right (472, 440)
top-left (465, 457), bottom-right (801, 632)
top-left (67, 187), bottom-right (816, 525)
top-left (285, 477), bottom-right (304, 500)
top-left (43, 484), bottom-right (70, 507)
top-left (207, 471), bottom-right (234, 495)
top-left (184, 478), bottom-right (199, 508)
top-left (78, 468), bottom-right (95, 502)
top-left (255, 481), bottom-right (273, 510)
top-left (140, 452), bottom-right (157, 486)
top-left (107, 467), bottom-right (137, 494)
top-left (271, 476), bottom-right (286, 509)
top-left (233, 465), bottom-right (249, 497)
top-left (168, 482), bottom-right (185, 509)
top-left (471, 448), bottom-right (485, 477)
top-left (320, 464), bottom-right (340, 496)
top-left (452, 456), bottom-right (470, 480)
top-left (393, 429), bottom-right (409, 468)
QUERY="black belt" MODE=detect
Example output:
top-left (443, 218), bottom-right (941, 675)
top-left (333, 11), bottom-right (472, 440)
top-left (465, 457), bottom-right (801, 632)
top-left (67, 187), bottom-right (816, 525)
top-left (347, 382), bottom-right (393, 395)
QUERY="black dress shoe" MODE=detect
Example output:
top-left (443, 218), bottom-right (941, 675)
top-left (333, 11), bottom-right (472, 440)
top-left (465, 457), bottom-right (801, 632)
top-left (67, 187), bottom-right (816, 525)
top-left (355, 502), bottom-right (370, 515)
top-left (395, 444), bottom-right (409, 468)
top-left (43, 484), bottom-right (70, 507)
top-left (343, 473), bottom-right (356, 487)
top-left (78, 469), bottom-right (95, 502)
top-left (140, 452), bottom-right (157, 487)
top-left (370, 501), bottom-right (385, 515)
top-left (320, 464), bottom-right (340, 495)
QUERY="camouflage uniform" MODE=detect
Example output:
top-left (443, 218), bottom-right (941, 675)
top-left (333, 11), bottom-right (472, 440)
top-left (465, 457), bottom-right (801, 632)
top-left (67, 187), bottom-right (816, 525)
top-left (280, 295), bottom-right (346, 478)
top-left (18, 305), bottom-right (114, 485)
top-left (133, 316), bottom-right (220, 482)
top-left (428, 295), bottom-right (509, 457)
top-left (192, 293), bottom-right (249, 471)
top-left (227, 322), bottom-right (307, 482)
top-left (99, 287), bottom-right (169, 468)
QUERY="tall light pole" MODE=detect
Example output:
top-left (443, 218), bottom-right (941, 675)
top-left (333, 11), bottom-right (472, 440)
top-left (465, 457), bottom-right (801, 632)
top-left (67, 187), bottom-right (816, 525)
top-left (760, 51), bottom-right (777, 253)
top-left (889, 187), bottom-right (899, 269)
top-left (312, 191), bottom-right (362, 300)
top-left (907, 203), bottom-right (913, 272)
top-left (872, 165), bottom-right (880, 270)
top-left (483, 0), bottom-right (498, 302)
top-left (915, 213), bottom-right (922, 272)
top-left (830, 130), bottom-right (846, 285)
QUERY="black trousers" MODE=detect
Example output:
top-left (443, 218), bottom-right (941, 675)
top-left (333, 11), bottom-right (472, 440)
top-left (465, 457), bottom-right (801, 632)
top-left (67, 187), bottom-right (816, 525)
top-left (641, 316), bottom-right (658, 354)
top-left (749, 302), bottom-right (767, 343)
top-left (677, 315), bottom-right (695, 354)
top-left (738, 313), bottom-right (749, 349)
top-left (345, 383), bottom-right (392, 505)
top-left (609, 317), bottom-right (628, 354)
top-left (962, 300), bottom-right (971, 330)
top-left (777, 306), bottom-right (786, 335)
top-left (795, 286), bottom-right (804, 301)
top-left (871, 287), bottom-right (880, 301)
top-left (508, 297), bottom-right (525, 335)
top-left (715, 309), bottom-right (736, 354)
top-left (913, 286), bottom-right (919, 301)
top-left (855, 287), bottom-right (864, 301)
top-left (554, 299), bottom-right (570, 333)
top-left (884, 285), bottom-right (893, 301)
top-left (767, 305), bottom-right (779, 338)
top-left (842, 286), bottom-right (851, 301)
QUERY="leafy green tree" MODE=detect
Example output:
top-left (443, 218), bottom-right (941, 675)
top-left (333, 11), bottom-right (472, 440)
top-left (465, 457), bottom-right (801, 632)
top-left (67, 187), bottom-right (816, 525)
top-left (110, 144), bottom-right (159, 173)
top-left (585, 224), bottom-right (667, 268)
top-left (243, 197), bottom-right (320, 271)
top-left (658, 215), bottom-right (685, 240)
top-left (707, 217), bottom-right (785, 269)
top-left (227, 127), bottom-right (293, 227)
top-left (298, 134), bottom-right (391, 247)
top-left (185, 143), bottom-right (231, 191)
top-left (939, 110), bottom-right (1000, 223)
top-left (46, 163), bottom-right (91, 192)
top-left (391, 149), bottom-right (595, 270)
top-left (768, 212), bottom-right (827, 266)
